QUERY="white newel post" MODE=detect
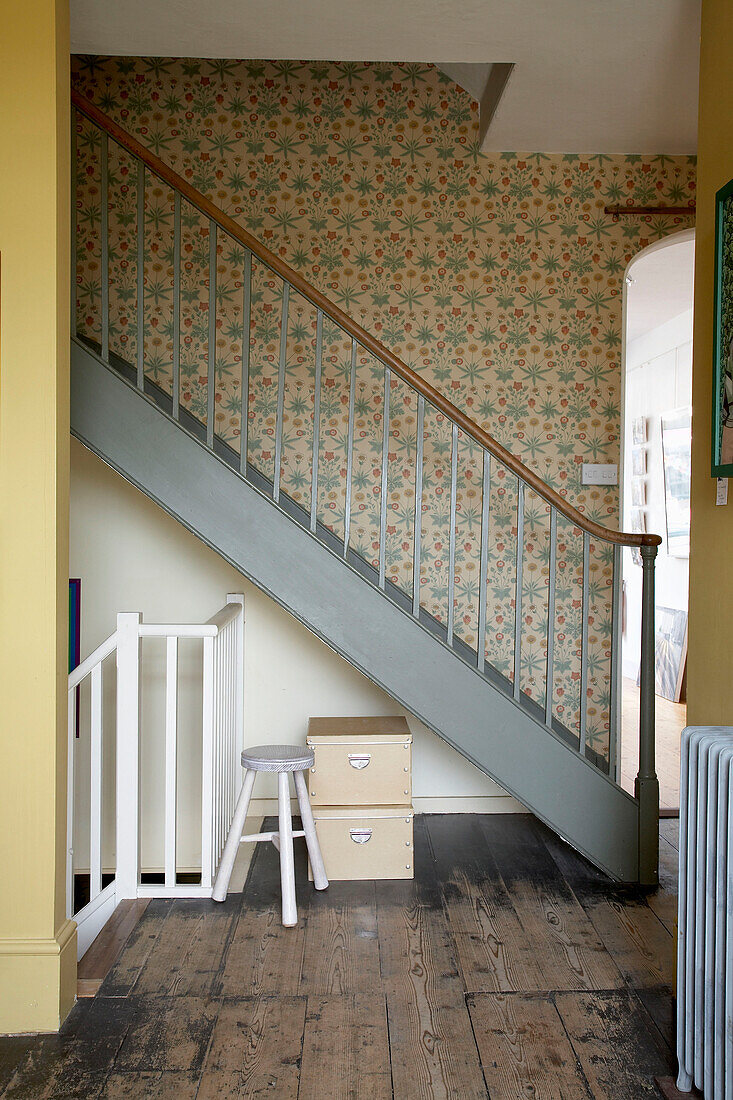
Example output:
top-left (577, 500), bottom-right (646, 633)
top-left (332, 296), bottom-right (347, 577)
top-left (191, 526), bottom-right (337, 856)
top-left (201, 634), bottom-right (214, 889)
top-left (116, 612), bottom-right (142, 899)
top-left (227, 593), bottom-right (245, 755)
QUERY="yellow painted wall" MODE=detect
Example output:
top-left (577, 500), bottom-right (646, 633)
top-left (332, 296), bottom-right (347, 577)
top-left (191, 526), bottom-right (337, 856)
top-left (0, 0), bottom-right (75, 1030)
top-left (688, 0), bottom-right (733, 724)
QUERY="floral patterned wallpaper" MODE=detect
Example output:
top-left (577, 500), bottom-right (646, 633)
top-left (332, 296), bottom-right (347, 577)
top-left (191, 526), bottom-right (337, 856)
top-left (71, 57), bottom-right (695, 762)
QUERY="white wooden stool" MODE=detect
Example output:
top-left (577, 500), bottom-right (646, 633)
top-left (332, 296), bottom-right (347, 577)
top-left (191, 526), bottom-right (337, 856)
top-left (212, 744), bottom-right (328, 925)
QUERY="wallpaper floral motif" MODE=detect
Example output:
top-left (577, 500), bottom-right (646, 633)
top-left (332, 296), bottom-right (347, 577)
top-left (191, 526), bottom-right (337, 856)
top-left (71, 57), bottom-right (696, 762)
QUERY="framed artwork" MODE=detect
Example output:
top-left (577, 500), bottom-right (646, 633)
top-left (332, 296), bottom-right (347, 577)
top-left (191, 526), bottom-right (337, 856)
top-left (631, 448), bottom-right (647, 477)
top-left (630, 508), bottom-right (646, 534)
top-left (631, 479), bottom-right (646, 508)
top-left (661, 407), bottom-right (691, 557)
top-left (630, 509), bottom-right (646, 567)
top-left (713, 176), bottom-right (733, 476)
top-left (632, 416), bottom-right (647, 445)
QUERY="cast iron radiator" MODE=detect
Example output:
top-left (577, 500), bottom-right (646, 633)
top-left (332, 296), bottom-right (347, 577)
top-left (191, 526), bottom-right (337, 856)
top-left (677, 726), bottom-right (733, 1097)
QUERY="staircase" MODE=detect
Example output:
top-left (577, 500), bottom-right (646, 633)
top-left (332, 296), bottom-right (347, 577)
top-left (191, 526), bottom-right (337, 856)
top-left (70, 90), bottom-right (662, 884)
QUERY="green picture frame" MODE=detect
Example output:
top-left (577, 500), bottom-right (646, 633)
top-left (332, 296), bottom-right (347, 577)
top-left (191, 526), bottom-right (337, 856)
top-left (712, 176), bottom-right (733, 476)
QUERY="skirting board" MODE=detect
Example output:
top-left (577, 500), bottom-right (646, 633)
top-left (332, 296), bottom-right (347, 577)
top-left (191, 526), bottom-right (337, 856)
top-left (75, 800), bottom-right (528, 879)
top-left (245, 795), bottom-right (527, 815)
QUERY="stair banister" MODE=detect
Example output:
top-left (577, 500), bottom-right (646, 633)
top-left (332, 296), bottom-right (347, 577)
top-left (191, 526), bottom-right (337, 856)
top-left (70, 89), bottom-right (659, 554)
top-left (71, 89), bottom-right (662, 883)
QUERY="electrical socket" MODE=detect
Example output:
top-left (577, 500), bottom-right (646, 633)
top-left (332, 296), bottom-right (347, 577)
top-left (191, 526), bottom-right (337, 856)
top-left (582, 463), bottom-right (618, 485)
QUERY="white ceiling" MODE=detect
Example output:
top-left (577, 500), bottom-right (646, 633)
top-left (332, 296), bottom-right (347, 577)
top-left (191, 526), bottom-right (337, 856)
top-left (626, 233), bottom-right (696, 346)
top-left (70, 0), bottom-right (701, 153)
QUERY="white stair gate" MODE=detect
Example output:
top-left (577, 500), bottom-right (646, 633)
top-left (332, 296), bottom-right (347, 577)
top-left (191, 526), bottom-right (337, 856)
top-left (67, 593), bottom-right (244, 958)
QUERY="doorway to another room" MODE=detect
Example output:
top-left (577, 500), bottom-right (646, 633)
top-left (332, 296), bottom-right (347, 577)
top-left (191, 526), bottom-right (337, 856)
top-left (620, 230), bottom-right (695, 814)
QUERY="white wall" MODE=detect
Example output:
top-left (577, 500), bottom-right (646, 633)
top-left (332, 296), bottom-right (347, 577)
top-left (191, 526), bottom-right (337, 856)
top-left (69, 439), bottom-right (522, 872)
top-left (622, 307), bottom-right (693, 680)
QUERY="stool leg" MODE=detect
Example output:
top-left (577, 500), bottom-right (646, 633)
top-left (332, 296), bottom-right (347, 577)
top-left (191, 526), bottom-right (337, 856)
top-left (278, 771), bottom-right (297, 927)
top-left (294, 769), bottom-right (329, 891)
top-left (212, 768), bottom-right (256, 902)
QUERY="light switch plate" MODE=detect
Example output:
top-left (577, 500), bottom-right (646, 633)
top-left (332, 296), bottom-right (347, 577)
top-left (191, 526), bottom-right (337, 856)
top-left (582, 463), bottom-right (618, 485)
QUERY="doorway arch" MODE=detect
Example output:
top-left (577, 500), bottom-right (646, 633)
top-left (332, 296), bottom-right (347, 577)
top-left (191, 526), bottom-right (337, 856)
top-left (619, 228), bottom-right (695, 811)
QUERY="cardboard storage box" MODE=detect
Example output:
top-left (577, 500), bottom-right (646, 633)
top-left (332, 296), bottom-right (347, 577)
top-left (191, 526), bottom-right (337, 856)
top-left (309, 805), bottom-right (414, 881)
top-left (306, 716), bottom-right (412, 807)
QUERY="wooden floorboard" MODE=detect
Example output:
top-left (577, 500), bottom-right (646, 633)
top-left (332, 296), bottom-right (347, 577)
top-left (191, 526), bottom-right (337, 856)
top-left (131, 897), bottom-right (239, 998)
top-left (96, 898), bottom-right (171, 998)
top-left (443, 813), bottom-right (624, 992)
top-left (647, 833), bottom-right (678, 934)
top-left (555, 989), bottom-right (676, 1098)
top-left (113, 995), bottom-right (219, 1073)
top-left (99, 1070), bottom-right (201, 1098)
top-left (196, 995), bottom-right (306, 1098)
top-left (77, 899), bottom-right (150, 997)
top-left (0, 814), bottom-right (680, 1099)
top-left (299, 881), bottom-right (381, 995)
top-left (468, 992), bottom-right (592, 1099)
top-left (387, 988), bottom-right (488, 1099)
top-left (298, 995), bottom-right (391, 1100)
top-left (219, 902), bottom-right (307, 997)
top-left (377, 889), bottom-right (464, 1000)
top-left (536, 815), bottom-right (676, 988)
top-left (430, 815), bottom-right (549, 992)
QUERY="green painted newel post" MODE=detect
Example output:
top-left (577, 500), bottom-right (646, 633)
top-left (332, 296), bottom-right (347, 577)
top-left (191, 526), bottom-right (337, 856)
top-left (637, 543), bottom-right (660, 887)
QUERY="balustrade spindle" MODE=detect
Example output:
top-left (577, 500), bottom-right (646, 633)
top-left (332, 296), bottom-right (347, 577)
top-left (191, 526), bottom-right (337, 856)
top-left (310, 309), bottom-right (323, 533)
top-left (172, 193), bottom-right (181, 421)
top-left (513, 479), bottom-right (525, 701)
top-left (412, 395), bottom-right (425, 618)
top-left (71, 110), bottom-right (77, 332)
top-left (225, 628), bottom-right (232, 854)
top-left (476, 451), bottom-right (490, 671)
top-left (66, 687), bottom-right (76, 918)
top-left (273, 283), bottom-right (290, 502)
top-left (90, 664), bottom-right (103, 899)
top-left (379, 366), bottom-right (391, 589)
top-left (214, 631), bottom-right (221, 861)
top-left (207, 222), bottom-right (218, 449)
top-left (101, 131), bottom-right (109, 362)
top-left (201, 635), bottom-right (214, 890)
top-left (608, 543), bottom-right (622, 778)
top-left (136, 161), bottom-right (145, 389)
top-left (164, 636), bottom-right (178, 888)
top-left (545, 507), bottom-right (558, 728)
top-left (579, 531), bottom-right (590, 753)
top-left (343, 338), bottom-right (357, 557)
top-left (240, 250), bottom-right (252, 475)
top-left (447, 422), bottom-right (459, 646)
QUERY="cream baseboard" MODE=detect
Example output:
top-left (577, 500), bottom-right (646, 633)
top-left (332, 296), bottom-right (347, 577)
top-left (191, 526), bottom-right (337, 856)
top-left (77, 799), bottom-right (527, 877)
top-left (245, 795), bottom-right (527, 815)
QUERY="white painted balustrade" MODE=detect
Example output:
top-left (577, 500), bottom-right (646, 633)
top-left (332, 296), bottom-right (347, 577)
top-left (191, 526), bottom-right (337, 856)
top-left (67, 594), bottom-right (244, 957)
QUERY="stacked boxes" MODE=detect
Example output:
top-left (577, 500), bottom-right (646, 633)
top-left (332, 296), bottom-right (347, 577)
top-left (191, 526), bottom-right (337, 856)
top-left (306, 716), bottom-right (414, 880)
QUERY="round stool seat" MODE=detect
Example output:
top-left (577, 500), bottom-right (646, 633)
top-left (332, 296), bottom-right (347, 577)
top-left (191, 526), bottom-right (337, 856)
top-left (241, 744), bottom-right (314, 772)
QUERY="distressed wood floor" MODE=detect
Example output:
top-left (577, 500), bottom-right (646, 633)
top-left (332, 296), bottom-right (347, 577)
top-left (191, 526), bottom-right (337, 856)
top-left (0, 814), bottom-right (679, 1098)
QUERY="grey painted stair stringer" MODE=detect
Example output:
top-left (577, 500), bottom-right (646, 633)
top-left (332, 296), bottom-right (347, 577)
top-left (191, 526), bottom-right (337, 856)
top-left (71, 340), bottom-right (639, 881)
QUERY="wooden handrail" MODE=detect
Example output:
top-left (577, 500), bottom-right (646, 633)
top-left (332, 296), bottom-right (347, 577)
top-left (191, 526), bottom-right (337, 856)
top-left (72, 88), bottom-right (661, 548)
